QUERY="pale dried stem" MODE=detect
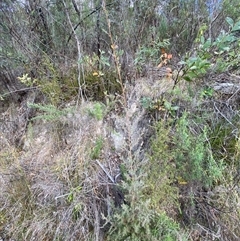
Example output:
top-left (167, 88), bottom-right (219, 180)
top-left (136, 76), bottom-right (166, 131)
top-left (102, 0), bottom-right (133, 166)
top-left (63, 0), bottom-right (84, 104)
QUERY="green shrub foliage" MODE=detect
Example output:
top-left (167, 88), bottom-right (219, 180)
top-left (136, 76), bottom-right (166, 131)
top-left (174, 112), bottom-right (224, 187)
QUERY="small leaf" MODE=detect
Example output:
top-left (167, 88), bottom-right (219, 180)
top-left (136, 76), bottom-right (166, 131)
top-left (177, 176), bottom-right (188, 185)
top-left (200, 36), bottom-right (205, 44)
top-left (160, 48), bottom-right (166, 54)
top-left (178, 60), bottom-right (186, 65)
top-left (183, 75), bottom-right (193, 82)
top-left (226, 17), bottom-right (234, 28)
top-left (102, 28), bottom-right (108, 35)
top-left (164, 101), bottom-right (171, 109)
top-left (222, 46), bottom-right (230, 51)
top-left (171, 106), bottom-right (179, 111)
top-left (179, 180), bottom-right (188, 185)
top-left (111, 44), bottom-right (118, 50)
top-left (232, 23), bottom-right (240, 32)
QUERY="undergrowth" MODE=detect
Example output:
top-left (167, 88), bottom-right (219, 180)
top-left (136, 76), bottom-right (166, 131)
top-left (1, 1), bottom-right (240, 240)
top-left (174, 112), bottom-right (225, 187)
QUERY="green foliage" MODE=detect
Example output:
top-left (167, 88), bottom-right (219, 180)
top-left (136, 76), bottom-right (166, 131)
top-left (173, 113), bottom-right (224, 186)
top-left (83, 71), bottom-right (121, 100)
top-left (1, 1), bottom-right (240, 240)
top-left (162, 0), bottom-right (209, 53)
top-left (0, 211), bottom-right (6, 228)
top-left (107, 171), bottom-right (181, 241)
top-left (66, 186), bottom-right (82, 204)
top-left (134, 39), bottom-right (170, 70)
top-left (147, 120), bottom-right (178, 210)
top-left (222, 0), bottom-right (240, 23)
top-left (19, 55), bottom-right (63, 105)
top-left (107, 120), bottom-right (181, 241)
top-left (80, 51), bottom-right (110, 74)
top-left (140, 97), bottom-right (179, 118)
top-left (37, 55), bottom-right (63, 105)
top-left (180, 56), bottom-right (211, 82)
top-left (163, 101), bottom-right (180, 117)
top-left (209, 121), bottom-right (238, 161)
top-left (90, 136), bottom-right (104, 159)
top-left (178, 17), bottom-right (240, 83)
top-left (199, 86), bottom-right (214, 98)
top-left (140, 97), bottom-right (155, 109)
top-left (66, 186), bottom-right (83, 220)
top-left (18, 73), bottom-right (37, 87)
top-left (108, 202), bottom-right (180, 241)
top-left (87, 102), bottom-right (106, 120)
top-left (79, 52), bottom-right (122, 100)
top-left (28, 103), bottom-right (73, 122)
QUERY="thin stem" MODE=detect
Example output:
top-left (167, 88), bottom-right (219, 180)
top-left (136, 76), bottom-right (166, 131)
top-left (62, 0), bottom-right (84, 104)
top-left (102, 0), bottom-right (133, 165)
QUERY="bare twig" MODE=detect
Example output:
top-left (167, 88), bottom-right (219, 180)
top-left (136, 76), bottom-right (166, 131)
top-left (96, 159), bottom-right (115, 183)
top-left (196, 223), bottom-right (221, 239)
top-left (1, 86), bottom-right (37, 97)
top-left (213, 102), bottom-right (234, 126)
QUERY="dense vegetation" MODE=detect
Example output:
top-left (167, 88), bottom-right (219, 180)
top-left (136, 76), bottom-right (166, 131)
top-left (0, 0), bottom-right (240, 240)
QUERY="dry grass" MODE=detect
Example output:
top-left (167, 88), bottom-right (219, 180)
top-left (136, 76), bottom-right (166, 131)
top-left (0, 100), bottom-right (122, 240)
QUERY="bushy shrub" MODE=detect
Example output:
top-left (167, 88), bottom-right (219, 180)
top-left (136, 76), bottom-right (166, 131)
top-left (106, 120), bottom-right (183, 240)
top-left (107, 201), bottom-right (181, 241)
top-left (173, 112), bottom-right (224, 187)
top-left (147, 120), bottom-right (179, 211)
top-left (106, 164), bottom-right (181, 241)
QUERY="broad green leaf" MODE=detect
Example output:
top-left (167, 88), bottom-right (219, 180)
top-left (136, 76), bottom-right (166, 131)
top-left (226, 17), bottom-right (234, 28)
top-left (232, 23), bottom-right (240, 32)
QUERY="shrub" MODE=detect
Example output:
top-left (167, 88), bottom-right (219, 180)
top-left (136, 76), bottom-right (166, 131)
top-left (87, 102), bottom-right (106, 121)
top-left (106, 120), bottom-right (183, 241)
top-left (146, 120), bottom-right (179, 212)
top-left (28, 103), bottom-right (73, 122)
top-left (173, 112), bottom-right (225, 187)
top-left (106, 173), bottom-right (181, 241)
top-left (177, 17), bottom-right (240, 84)
top-left (107, 202), bottom-right (181, 241)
